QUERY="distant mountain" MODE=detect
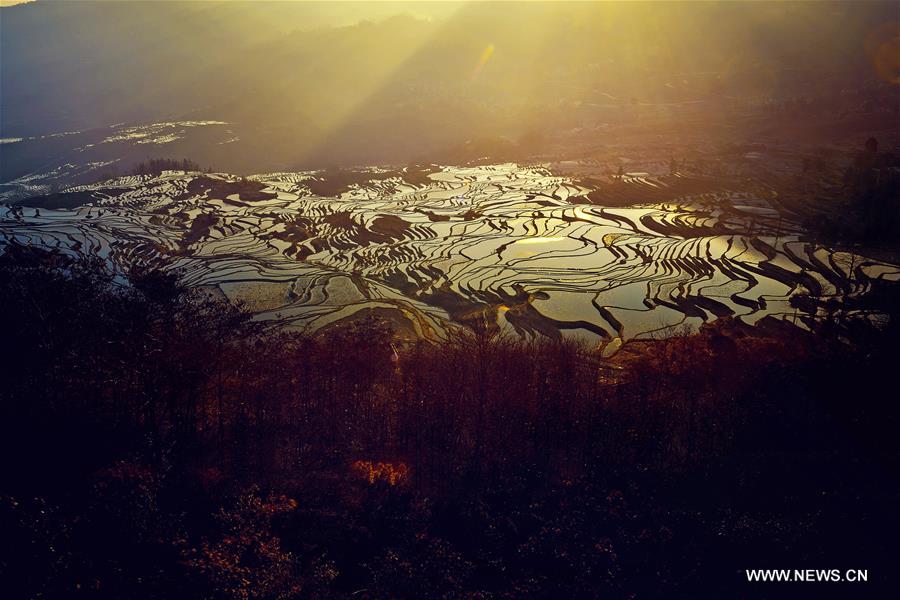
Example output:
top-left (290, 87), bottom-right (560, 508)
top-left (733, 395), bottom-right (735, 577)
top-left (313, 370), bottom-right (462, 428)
top-left (2, 1), bottom-right (897, 180)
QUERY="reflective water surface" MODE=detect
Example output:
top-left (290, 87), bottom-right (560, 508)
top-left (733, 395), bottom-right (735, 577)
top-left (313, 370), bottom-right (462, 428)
top-left (3, 164), bottom-right (898, 343)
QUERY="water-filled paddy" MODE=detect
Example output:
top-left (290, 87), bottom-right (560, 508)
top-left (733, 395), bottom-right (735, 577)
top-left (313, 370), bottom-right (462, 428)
top-left (3, 163), bottom-right (898, 343)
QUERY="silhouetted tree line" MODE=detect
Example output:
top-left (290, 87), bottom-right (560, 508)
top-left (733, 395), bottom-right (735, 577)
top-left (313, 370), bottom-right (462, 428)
top-left (1, 245), bottom-right (899, 597)
top-left (132, 158), bottom-right (210, 177)
top-left (798, 138), bottom-right (900, 245)
top-left (843, 137), bottom-right (900, 239)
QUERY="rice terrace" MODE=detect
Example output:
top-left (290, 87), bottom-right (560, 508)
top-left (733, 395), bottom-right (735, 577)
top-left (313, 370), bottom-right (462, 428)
top-left (1, 1), bottom-right (899, 598)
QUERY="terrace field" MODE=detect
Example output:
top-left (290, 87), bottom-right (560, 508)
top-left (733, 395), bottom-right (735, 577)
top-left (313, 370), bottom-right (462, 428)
top-left (2, 1), bottom-right (899, 596)
top-left (4, 155), bottom-right (898, 348)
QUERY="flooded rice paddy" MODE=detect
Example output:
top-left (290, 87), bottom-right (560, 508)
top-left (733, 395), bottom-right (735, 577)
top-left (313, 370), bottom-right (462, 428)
top-left (2, 163), bottom-right (898, 343)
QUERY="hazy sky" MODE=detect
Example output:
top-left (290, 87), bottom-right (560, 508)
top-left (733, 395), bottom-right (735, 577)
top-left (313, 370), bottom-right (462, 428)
top-left (2, 0), bottom-right (896, 167)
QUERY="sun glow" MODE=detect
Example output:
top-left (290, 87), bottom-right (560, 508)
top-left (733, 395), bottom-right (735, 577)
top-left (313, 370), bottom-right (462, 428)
top-left (471, 43), bottom-right (495, 80)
